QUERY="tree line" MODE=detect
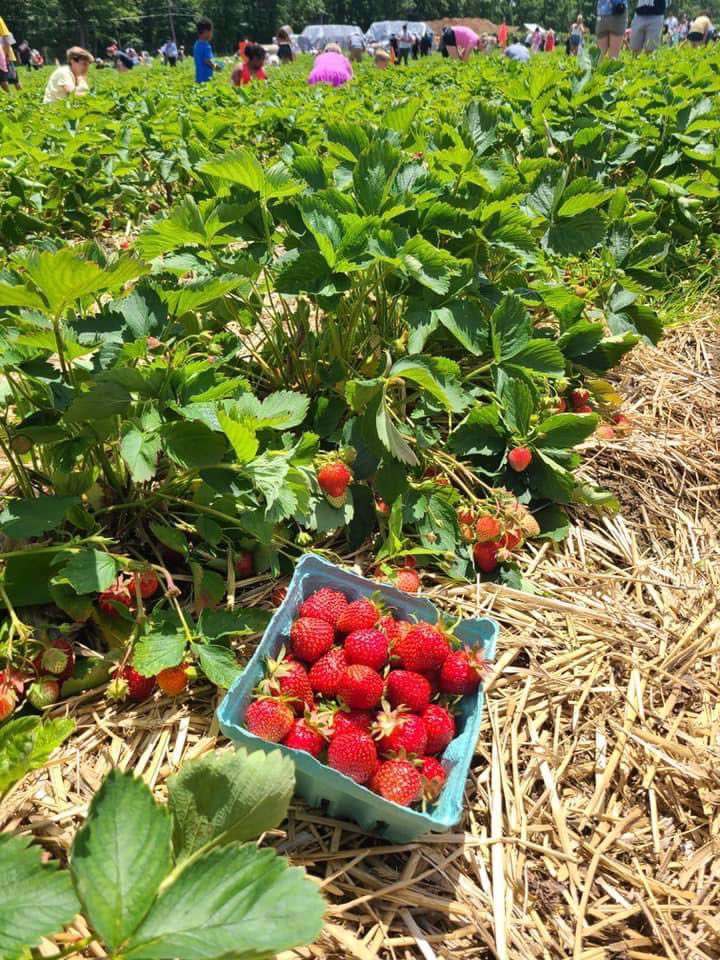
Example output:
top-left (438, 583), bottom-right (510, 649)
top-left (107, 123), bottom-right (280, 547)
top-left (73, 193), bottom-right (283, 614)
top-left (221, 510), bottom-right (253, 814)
top-left (2, 0), bottom-right (714, 57)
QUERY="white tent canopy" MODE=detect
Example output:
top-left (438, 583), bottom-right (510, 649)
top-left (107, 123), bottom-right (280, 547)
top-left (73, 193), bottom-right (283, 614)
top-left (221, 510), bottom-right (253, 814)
top-left (296, 24), bottom-right (363, 51)
top-left (365, 20), bottom-right (428, 43)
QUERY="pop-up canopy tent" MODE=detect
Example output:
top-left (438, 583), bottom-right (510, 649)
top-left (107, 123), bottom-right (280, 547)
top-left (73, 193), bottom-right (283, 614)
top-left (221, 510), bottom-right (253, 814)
top-left (296, 24), bottom-right (363, 51)
top-left (365, 20), bottom-right (428, 43)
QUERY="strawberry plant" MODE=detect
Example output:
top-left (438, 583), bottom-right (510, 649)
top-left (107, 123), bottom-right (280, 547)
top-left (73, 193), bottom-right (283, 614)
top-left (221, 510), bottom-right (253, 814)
top-left (2, 748), bottom-right (324, 960)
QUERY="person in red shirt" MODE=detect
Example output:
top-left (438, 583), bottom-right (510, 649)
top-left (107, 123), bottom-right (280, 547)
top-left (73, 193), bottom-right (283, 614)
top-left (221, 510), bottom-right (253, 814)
top-left (231, 42), bottom-right (267, 85)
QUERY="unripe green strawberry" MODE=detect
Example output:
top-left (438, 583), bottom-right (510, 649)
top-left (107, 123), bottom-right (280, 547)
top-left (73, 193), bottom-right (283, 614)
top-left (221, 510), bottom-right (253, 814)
top-left (27, 676), bottom-right (60, 709)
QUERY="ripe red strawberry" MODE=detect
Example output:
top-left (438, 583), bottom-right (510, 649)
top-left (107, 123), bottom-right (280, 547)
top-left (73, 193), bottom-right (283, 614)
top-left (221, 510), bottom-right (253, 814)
top-left (327, 731), bottom-right (378, 783)
top-left (261, 656), bottom-right (313, 715)
top-left (317, 461), bottom-right (352, 507)
top-left (393, 568), bottom-right (420, 593)
top-left (336, 597), bottom-right (380, 633)
top-left (473, 542), bottom-right (498, 573)
top-left (394, 622), bottom-right (450, 672)
top-left (439, 648), bottom-right (490, 696)
top-left (157, 665), bottom-right (189, 696)
top-left (98, 581), bottom-right (133, 617)
top-left (497, 528), bottom-right (522, 552)
top-left (402, 556), bottom-right (417, 569)
top-left (308, 646), bottom-right (346, 697)
top-left (575, 405), bottom-right (594, 414)
top-left (612, 412), bottom-right (631, 429)
top-left (475, 516), bottom-right (502, 542)
top-left (419, 756), bottom-right (447, 800)
top-left (385, 670), bottom-right (431, 712)
top-left (138, 570), bottom-right (160, 599)
top-left (375, 707), bottom-right (428, 758)
top-left (32, 639), bottom-right (75, 682)
top-left (378, 614), bottom-right (402, 643)
top-left (337, 664), bottom-right (384, 710)
top-left (570, 388), bottom-right (590, 408)
top-left (0, 683), bottom-right (17, 721)
top-left (234, 551), bottom-right (254, 578)
top-left (109, 666), bottom-right (156, 702)
top-left (332, 708), bottom-right (374, 737)
top-left (27, 676), bottom-right (60, 709)
top-left (508, 447), bottom-right (532, 472)
top-left (370, 759), bottom-right (422, 806)
top-left (299, 587), bottom-right (348, 627)
top-left (345, 628), bottom-right (389, 671)
top-left (289, 617), bottom-right (335, 663)
top-left (283, 717), bottom-right (325, 757)
top-left (245, 697), bottom-right (294, 742)
top-left (422, 704), bottom-right (456, 754)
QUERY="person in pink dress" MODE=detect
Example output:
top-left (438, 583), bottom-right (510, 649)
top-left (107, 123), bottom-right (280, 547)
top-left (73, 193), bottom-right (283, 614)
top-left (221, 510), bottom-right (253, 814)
top-left (308, 43), bottom-right (353, 87)
top-left (444, 24), bottom-right (481, 60)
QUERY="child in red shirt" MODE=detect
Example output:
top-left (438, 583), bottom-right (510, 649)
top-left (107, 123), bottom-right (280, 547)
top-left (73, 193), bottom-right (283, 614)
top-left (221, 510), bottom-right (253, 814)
top-left (231, 42), bottom-right (267, 85)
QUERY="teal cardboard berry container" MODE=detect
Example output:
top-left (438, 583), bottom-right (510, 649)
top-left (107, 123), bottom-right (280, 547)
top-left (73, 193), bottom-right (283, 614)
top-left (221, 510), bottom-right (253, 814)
top-left (218, 553), bottom-right (498, 843)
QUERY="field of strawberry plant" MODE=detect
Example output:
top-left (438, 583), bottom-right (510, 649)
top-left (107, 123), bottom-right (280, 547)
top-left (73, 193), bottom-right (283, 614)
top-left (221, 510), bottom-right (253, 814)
top-left (1, 45), bottom-right (720, 960)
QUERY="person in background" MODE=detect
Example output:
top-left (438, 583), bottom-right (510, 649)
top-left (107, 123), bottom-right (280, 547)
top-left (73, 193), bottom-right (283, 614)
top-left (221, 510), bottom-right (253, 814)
top-left (389, 33), bottom-right (398, 63)
top-left (397, 24), bottom-right (412, 64)
top-left (630, 0), bottom-right (666, 52)
top-left (43, 46), bottom-right (93, 102)
top-left (420, 31), bottom-right (433, 55)
top-left (238, 37), bottom-right (249, 59)
top-left (0, 14), bottom-right (21, 90)
top-left (276, 26), bottom-right (294, 63)
top-left (178, 44), bottom-right (185, 60)
top-left (17, 39), bottom-right (31, 69)
top-left (411, 34), bottom-right (420, 58)
top-left (531, 26), bottom-right (543, 50)
top-left (30, 48), bottom-right (43, 68)
top-left (231, 42), bottom-right (266, 85)
top-left (687, 11), bottom-right (713, 45)
top-left (545, 27), bottom-right (556, 50)
top-left (194, 17), bottom-right (218, 82)
top-left (307, 42), bottom-right (352, 87)
top-left (596, 0), bottom-right (627, 58)
top-left (445, 24), bottom-right (481, 60)
top-left (504, 40), bottom-right (531, 61)
top-left (568, 14), bottom-right (586, 53)
top-left (348, 30), bottom-right (366, 62)
top-left (374, 48), bottom-right (390, 69)
top-left (161, 38), bottom-right (178, 65)
top-left (114, 49), bottom-right (135, 70)
top-left (498, 19), bottom-right (508, 47)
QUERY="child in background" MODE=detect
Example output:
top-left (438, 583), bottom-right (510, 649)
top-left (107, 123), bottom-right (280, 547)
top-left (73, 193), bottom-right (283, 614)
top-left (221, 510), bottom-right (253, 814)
top-left (231, 43), bottom-right (267, 85)
top-left (374, 48), bottom-right (390, 69)
top-left (194, 17), bottom-right (218, 83)
top-left (276, 26), bottom-right (294, 63)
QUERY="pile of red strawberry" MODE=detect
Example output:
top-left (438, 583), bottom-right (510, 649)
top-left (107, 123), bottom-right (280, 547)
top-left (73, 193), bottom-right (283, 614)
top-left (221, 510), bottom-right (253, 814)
top-left (243, 587), bottom-right (490, 809)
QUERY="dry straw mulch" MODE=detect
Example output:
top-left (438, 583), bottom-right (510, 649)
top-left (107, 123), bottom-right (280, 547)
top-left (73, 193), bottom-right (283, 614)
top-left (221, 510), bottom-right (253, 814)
top-left (2, 318), bottom-right (719, 960)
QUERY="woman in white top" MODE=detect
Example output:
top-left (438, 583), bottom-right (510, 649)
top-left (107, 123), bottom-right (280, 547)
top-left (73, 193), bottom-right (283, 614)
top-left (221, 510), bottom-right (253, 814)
top-left (43, 46), bottom-right (93, 103)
